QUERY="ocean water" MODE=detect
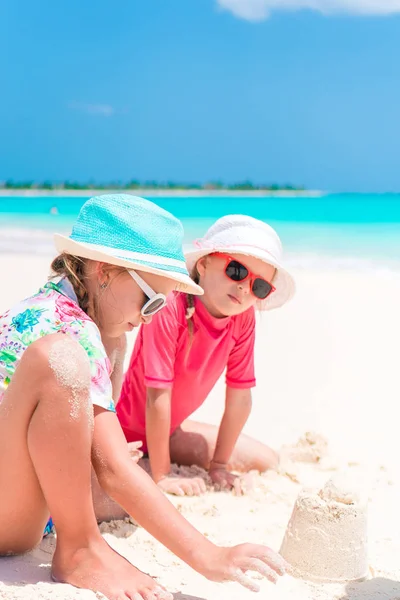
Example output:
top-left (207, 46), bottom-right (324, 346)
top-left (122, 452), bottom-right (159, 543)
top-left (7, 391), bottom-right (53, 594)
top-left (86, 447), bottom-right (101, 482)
top-left (0, 193), bottom-right (399, 272)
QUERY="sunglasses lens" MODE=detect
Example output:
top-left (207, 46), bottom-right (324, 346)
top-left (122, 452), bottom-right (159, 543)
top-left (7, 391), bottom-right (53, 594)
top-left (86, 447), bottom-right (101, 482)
top-left (252, 278), bottom-right (273, 299)
top-left (225, 260), bottom-right (248, 281)
top-left (142, 297), bottom-right (165, 316)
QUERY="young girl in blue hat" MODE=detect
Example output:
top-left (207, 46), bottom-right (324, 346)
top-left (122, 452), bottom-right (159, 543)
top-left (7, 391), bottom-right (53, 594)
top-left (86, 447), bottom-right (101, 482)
top-left (0, 196), bottom-right (286, 600)
top-left (117, 215), bottom-right (295, 497)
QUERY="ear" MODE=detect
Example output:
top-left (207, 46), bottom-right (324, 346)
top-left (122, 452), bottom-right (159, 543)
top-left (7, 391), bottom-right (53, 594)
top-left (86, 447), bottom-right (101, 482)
top-left (196, 257), bottom-right (208, 278)
top-left (95, 261), bottom-right (109, 284)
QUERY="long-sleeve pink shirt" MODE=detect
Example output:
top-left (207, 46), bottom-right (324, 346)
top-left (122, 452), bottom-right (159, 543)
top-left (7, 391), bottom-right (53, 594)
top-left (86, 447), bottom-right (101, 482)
top-left (117, 292), bottom-right (256, 450)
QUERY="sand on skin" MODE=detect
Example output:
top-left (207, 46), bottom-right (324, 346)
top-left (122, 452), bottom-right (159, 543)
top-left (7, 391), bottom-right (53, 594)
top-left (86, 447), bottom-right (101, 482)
top-left (0, 254), bottom-right (400, 600)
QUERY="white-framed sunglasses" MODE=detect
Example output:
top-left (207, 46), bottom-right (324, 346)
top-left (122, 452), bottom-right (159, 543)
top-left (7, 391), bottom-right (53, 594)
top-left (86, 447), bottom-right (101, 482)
top-left (128, 270), bottom-right (167, 317)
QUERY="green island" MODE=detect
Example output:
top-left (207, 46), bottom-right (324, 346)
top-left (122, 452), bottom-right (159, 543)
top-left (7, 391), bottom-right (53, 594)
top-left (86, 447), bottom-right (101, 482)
top-left (0, 179), bottom-right (304, 192)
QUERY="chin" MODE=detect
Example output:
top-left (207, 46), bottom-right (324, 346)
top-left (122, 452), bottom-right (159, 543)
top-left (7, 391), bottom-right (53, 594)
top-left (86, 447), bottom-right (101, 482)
top-left (103, 325), bottom-right (129, 338)
top-left (227, 301), bottom-right (249, 316)
top-left (216, 304), bottom-right (237, 317)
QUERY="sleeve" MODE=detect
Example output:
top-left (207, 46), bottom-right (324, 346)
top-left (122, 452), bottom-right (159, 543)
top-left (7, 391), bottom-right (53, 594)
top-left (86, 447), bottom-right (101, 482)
top-left (225, 307), bottom-right (256, 389)
top-left (79, 321), bottom-right (116, 412)
top-left (141, 295), bottom-right (181, 389)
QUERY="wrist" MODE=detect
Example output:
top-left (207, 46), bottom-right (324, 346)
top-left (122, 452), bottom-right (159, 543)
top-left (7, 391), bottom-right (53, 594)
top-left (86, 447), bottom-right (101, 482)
top-left (189, 540), bottom-right (221, 575)
top-left (209, 459), bottom-right (228, 471)
top-left (152, 469), bottom-right (171, 484)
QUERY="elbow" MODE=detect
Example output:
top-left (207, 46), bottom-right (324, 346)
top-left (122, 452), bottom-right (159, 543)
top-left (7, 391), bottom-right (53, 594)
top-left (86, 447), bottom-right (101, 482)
top-left (94, 457), bottom-right (132, 497)
top-left (230, 388), bottom-right (252, 407)
top-left (146, 387), bottom-right (171, 409)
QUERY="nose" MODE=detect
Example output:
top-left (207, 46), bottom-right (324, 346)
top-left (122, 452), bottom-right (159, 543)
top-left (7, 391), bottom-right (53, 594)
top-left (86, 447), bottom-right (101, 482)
top-left (238, 279), bottom-right (251, 295)
top-left (141, 314), bottom-right (153, 325)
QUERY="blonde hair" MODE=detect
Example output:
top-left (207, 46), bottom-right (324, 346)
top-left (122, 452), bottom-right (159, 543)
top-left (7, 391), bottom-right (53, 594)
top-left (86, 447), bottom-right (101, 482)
top-left (185, 266), bottom-right (200, 356)
top-left (50, 253), bottom-right (90, 314)
top-left (50, 253), bottom-right (125, 324)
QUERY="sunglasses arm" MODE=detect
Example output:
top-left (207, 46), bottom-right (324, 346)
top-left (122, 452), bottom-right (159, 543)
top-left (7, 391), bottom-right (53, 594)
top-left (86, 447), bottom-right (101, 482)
top-left (129, 269), bottom-right (156, 299)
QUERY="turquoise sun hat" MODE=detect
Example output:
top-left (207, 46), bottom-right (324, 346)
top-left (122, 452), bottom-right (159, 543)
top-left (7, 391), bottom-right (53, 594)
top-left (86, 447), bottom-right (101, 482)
top-left (54, 194), bottom-right (203, 295)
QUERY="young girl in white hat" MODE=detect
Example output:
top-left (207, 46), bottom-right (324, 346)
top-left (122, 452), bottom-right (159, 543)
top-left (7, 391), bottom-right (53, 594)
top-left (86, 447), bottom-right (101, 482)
top-left (0, 198), bottom-right (286, 600)
top-left (117, 214), bottom-right (295, 496)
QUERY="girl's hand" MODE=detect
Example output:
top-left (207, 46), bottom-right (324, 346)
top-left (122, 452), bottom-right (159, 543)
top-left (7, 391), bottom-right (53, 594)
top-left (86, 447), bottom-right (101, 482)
top-left (127, 441), bottom-right (144, 464)
top-left (200, 543), bottom-right (287, 592)
top-left (209, 466), bottom-right (243, 495)
top-left (157, 475), bottom-right (207, 496)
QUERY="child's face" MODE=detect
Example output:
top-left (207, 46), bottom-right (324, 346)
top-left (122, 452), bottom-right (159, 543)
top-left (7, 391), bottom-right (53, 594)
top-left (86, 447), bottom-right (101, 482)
top-left (95, 267), bottom-right (176, 337)
top-left (197, 253), bottom-right (275, 318)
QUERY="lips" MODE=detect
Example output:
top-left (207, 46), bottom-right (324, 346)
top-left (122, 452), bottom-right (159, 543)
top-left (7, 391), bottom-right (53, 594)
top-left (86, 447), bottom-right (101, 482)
top-left (228, 294), bottom-right (241, 305)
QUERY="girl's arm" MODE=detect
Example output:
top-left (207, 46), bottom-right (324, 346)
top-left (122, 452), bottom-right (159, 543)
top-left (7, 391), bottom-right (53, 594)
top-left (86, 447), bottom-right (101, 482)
top-left (146, 387), bottom-right (206, 496)
top-left (212, 387), bottom-right (252, 466)
top-left (146, 387), bottom-right (172, 482)
top-left (213, 307), bottom-right (255, 492)
top-left (209, 387), bottom-right (252, 492)
top-left (91, 406), bottom-right (286, 591)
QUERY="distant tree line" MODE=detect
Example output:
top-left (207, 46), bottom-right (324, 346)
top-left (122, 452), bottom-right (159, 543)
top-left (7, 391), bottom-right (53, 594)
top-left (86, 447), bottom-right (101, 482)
top-left (0, 179), bottom-right (305, 191)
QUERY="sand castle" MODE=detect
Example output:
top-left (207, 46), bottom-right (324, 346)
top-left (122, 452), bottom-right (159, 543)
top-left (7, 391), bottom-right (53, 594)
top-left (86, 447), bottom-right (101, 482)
top-left (280, 475), bottom-right (369, 583)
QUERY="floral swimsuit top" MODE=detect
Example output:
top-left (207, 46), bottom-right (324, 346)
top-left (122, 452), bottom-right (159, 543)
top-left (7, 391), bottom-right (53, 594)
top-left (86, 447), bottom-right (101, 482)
top-left (0, 277), bottom-right (115, 412)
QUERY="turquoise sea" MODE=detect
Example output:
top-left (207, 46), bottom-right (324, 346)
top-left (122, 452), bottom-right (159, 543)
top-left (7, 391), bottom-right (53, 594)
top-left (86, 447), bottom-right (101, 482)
top-left (0, 193), bottom-right (399, 272)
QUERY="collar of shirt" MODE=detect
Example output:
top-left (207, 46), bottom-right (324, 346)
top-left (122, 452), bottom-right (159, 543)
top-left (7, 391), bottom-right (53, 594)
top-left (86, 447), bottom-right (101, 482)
top-left (44, 277), bottom-right (79, 304)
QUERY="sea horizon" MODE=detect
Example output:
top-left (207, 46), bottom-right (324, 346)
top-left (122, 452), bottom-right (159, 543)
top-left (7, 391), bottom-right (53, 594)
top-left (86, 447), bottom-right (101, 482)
top-left (0, 192), bottom-right (399, 274)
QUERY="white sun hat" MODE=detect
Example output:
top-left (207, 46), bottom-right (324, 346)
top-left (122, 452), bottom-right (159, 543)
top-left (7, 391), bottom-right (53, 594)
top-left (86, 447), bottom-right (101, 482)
top-left (185, 214), bottom-right (295, 310)
top-left (54, 194), bottom-right (203, 296)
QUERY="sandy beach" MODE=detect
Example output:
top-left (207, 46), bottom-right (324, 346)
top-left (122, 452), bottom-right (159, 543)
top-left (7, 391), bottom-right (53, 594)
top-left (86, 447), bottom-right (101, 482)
top-left (1, 254), bottom-right (399, 600)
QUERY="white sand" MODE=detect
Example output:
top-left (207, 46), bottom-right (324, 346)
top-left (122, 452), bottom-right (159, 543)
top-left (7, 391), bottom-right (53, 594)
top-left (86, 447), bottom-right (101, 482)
top-left (1, 254), bottom-right (400, 599)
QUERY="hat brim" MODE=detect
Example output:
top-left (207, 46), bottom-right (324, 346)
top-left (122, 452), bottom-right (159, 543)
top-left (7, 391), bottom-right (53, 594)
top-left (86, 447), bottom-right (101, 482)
top-left (185, 245), bottom-right (295, 310)
top-left (54, 234), bottom-right (203, 296)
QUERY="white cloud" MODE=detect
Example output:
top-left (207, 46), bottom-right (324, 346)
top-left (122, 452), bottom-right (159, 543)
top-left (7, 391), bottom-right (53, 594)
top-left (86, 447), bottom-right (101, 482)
top-left (216, 0), bottom-right (400, 21)
top-left (68, 102), bottom-right (115, 116)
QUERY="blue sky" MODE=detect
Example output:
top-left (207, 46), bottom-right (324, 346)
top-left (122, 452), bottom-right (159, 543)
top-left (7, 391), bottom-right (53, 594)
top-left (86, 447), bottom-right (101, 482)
top-left (1, 0), bottom-right (400, 192)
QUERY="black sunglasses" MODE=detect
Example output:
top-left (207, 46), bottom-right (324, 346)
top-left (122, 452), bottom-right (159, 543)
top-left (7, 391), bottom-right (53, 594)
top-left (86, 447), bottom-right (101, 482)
top-left (213, 254), bottom-right (276, 300)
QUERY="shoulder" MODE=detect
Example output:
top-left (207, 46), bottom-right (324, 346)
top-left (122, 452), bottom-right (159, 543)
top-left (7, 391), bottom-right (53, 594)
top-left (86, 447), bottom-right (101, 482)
top-left (166, 291), bottom-right (186, 316)
top-left (19, 332), bottom-right (91, 381)
top-left (0, 287), bottom-right (61, 348)
top-left (237, 306), bottom-right (256, 328)
top-left (150, 292), bottom-right (186, 326)
top-left (232, 306), bottom-right (256, 340)
top-left (2, 286), bottom-right (52, 321)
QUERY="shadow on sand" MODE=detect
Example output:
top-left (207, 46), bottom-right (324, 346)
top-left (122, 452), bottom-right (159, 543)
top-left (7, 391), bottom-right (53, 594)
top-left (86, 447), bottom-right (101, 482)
top-left (173, 594), bottom-right (207, 600)
top-left (0, 537), bottom-right (53, 585)
top-left (339, 576), bottom-right (400, 599)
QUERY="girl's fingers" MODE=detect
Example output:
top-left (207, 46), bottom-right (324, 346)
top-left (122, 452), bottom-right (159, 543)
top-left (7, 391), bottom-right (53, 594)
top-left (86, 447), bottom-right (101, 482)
top-left (127, 442), bottom-right (144, 462)
top-left (255, 548), bottom-right (288, 575)
top-left (128, 441), bottom-right (143, 451)
top-left (161, 476), bottom-right (206, 496)
top-left (239, 558), bottom-right (279, 584)
top-left (174, 485), bottom-right (185, 497)
top-left (181, 482), bottom-right (194, 496)
top-left (233, 477), bottom-right (243, 496)
top-left (190, 482), bottom-right (201, 496)
top-left (192, 478), bottom-right (206, 495)
top-left (166, 482), bottom-right (185, 496)
top-left (219, 477), bottom-right (229, 489)
top-left (198, 478), bottom-right (207, 493)
top-left (229, 569), bottom-right (260, 592)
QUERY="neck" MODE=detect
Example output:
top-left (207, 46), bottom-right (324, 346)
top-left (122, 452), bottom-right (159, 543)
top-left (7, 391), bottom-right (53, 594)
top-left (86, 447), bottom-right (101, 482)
top-left (198, 293), bottom-right (227, 319)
